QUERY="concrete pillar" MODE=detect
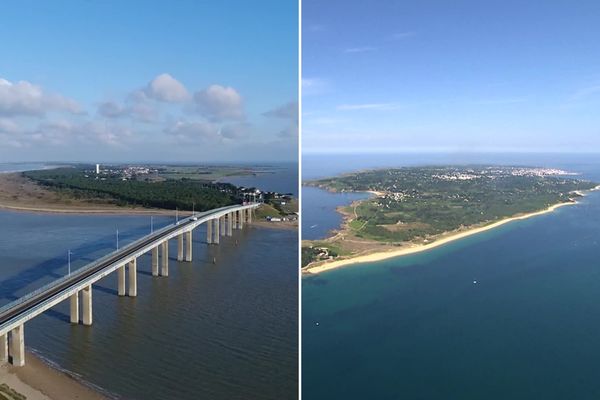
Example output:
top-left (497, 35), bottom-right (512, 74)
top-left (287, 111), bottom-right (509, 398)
top-left (227, 213), bottom-right (233, 236)
top-left (239, 209), bottom-right (244, 229)
top-left (214, 218), bottom-right (220, 244)
top-left (70, 292), bottom-right (79, 323)
top-left (161, 240), bottom-right (169, 277)
top-left (177, 233), bottom-right (184, 261)
top-left (220, 216), bottom-right (226, 236)
top-left (207, 220), bottom-right (213, 244)
top-left (82, 285), bottom-right (92, 326)
top-left (128, 259), bottom-right (137, 297)
top-left (152, 246), bottom-right (159, 276)
top-left (9, 325), bottom-right (24, 367)
top-left (248, 208), bottom-right (252, 223)
top-left (185, 230), bottom-right (192, 262)
top-left (117, 265), bottom-right (126, 296)
top-left (0, 333), bottom-right (7, 363)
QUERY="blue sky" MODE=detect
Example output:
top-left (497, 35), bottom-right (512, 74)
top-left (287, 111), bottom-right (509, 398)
top-left (0, 0), bottom-right (298, 162)
top-left (302, 0), bottom-right (600, 154)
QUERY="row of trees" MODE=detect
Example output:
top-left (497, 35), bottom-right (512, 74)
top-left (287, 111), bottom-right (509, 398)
top-left (24, 168), bottom-right (239, 211)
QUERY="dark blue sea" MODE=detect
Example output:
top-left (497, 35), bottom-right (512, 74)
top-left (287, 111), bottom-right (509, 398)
top-left (303, 153), bottom-right (600, 399)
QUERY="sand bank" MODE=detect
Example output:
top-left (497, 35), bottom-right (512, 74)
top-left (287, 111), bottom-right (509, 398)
top-left (0, 351), bottom-right (109, 400)
top-left (0, 202), bottom-right (180, 216)
top-left (252, 220), bottom-right (298, 231)
top-left (305, 201), bottom-right (576, 275)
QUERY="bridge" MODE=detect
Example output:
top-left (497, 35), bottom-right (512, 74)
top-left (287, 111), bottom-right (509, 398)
top-left (0, 202), bottom-right (259, 366)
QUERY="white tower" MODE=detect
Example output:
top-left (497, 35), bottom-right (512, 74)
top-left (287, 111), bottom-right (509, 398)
top-left (96, 164), bottom-right (100, 174)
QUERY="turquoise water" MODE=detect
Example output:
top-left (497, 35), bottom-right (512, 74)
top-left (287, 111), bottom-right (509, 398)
top-left (303, 154), bottom-right (600, 399)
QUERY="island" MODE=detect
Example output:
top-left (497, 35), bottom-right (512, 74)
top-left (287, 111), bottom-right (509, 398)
top-left (302, 165), bottom-right (598, 273)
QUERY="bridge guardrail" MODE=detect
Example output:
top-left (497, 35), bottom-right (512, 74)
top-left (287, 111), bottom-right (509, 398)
top-left (0, 203), bottom-right (256, 318)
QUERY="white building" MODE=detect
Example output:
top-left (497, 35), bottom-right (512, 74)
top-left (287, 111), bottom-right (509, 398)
top-left (96, 164), bottom-right (100, 174)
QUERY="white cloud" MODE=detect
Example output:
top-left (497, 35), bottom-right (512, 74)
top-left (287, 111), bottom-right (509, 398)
top-left (0, 118), bottom-right (134, 148)
top-left (263, 101), bottom-right (298, 140)
top-left (473, 97), bottom-right (528, 105)
top-left (221, 122), bottom-right (250, 139)
top-left (391, 31), bottom-right (416, 40)
top-left (569, 84), bottom-right (600, 101)
top-left (98, 95), bottom-right (159, 123)
top-left (344, 46), bottom-right (376, 54)
top-left (165, 120), bottom-right (221, 143)
top-left (98, 101), bottom-right (126, 118)
top-left (165, 119), bottom-right (252, 143)
top-left (337, 103), bottom-right (404, 111)
top-left (194, 85), bottom-right (244, 121)
top-left (263, 101), bottom-right (298, 122)
top-left (278, 124), bottom-right (298, 139)
top-left (145, 73), bottom-right (190, 103)
top-left (0, 117), bottom-right (19, 134)
top-left (0, 78), bottom-right (81, 116)
top-left (302, 78), bottom-right (330, 96)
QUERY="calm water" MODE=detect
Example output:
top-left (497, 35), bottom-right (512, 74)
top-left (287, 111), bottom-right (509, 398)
top-left (0, 211), bottom-right (298, 399)
top-left (303, 153), bottom-right (600, 399)
top-left (218, 163), bottom-right (298, 196)
top-left (0, 162), bottom-right (56, 173)
top-left (301, 187), bottom-right (371, 240)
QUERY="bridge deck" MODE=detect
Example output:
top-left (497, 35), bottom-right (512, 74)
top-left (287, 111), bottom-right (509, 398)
top-left (0, 203), bottom-right (258, 336)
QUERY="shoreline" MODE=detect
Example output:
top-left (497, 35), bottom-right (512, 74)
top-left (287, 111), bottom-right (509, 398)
top-left (303, 200), bottom-right (576, 275)
top-left (0, 350), bottom-right (109, 400)
top-left (0, 202), bottom-right (181, 216)
top-left (252, 220), bottom-right (298, 231)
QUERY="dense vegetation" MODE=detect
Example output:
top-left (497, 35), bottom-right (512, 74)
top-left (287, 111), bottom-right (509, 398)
top-left (302, 244), bottom-right (342, 267)
top-left (24, 168), bottom-right (239, 211)
top-left (302, 166), bottom-right (597, 266)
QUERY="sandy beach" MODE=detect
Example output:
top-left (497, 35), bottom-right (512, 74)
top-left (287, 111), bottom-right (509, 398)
top-left (0, 351), bottom-right (109, 400)
top-left (304, 201), bottom-right (576, 275)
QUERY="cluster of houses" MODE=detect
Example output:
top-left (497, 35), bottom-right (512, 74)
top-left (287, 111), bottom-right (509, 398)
top-left (83, 164), bottom-right (156, 181)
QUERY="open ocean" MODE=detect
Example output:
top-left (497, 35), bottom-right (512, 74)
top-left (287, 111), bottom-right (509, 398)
top-left (303, 153), bottom-right (600, 399)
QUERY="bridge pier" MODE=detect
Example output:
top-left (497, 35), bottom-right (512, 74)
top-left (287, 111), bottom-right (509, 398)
top-left (161, 240), bottom-right (169, 276)
top-left (82, 285), bottom-right (92, 326)
top-left (227, 213), bottom-right (233, 236)
top-left (185, 230), bottom-right (193, 262)
top-left (70, 292), bottom-right (79, 323)
top-left (128, 259), bottom-right (137, 297)
top-left (0, 333), bottom-right (7, 363)
top-left (239, 209), bottom-right (244, 229)
top-left (247, 208), bottom-right (252, 223)
top-left (152, 246), bottom-right (159, 276)
top-left (220, 216), bottom-right (226, 237)
top-left (206, 220), bottom-right (213, 244)
top-left (214, 218), bottom-right (220, 244)
top-left (9, 325), bottom-right (24, 366)
top-left (118, 265), bottom-right (126, 296)
top-left (177, 234), bottom-right (184, 261)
